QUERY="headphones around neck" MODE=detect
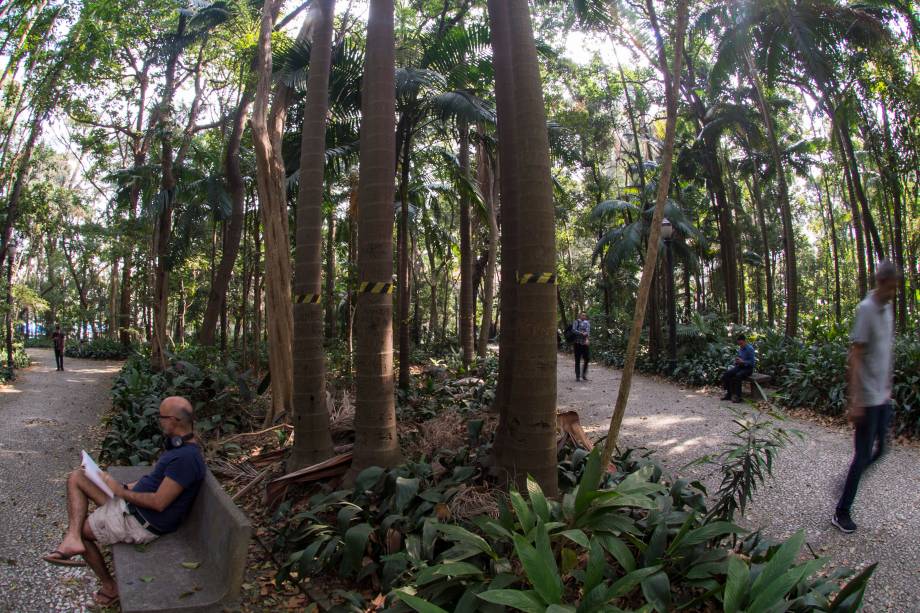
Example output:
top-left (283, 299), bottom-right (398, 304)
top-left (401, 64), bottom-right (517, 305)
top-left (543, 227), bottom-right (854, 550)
top-left (165, 432), bottom-right (195, 450)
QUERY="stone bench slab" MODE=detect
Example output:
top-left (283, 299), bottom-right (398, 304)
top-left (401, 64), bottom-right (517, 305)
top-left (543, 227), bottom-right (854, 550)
top-left (109, 466), bottom-right (251, 613)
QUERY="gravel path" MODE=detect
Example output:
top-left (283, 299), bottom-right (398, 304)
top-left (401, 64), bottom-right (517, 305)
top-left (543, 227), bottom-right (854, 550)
top-left (558, 354), bottom-right (919, 612)
top-left (0, 348), bottom-right (122, 612)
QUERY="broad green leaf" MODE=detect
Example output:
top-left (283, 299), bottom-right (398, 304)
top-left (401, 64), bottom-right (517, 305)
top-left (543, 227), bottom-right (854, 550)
top-left (435, 523), bottom-right (496, 558)
top-left (478, 589), bottom-right (545, 613)
top-left (575, 448), bottom-right (604, 516)
top-left (394, 477), bottom-right (420, 513)
top-left (394, 591), bottom-right (451, 613)
top-left (641, 571), bottom-right (671, 612)
top-left (604, 565), bottom-right (661, 599)
top-left (180, 561), bottom-right (201, 569)
top-left (416, 561), bottom-right (485, 586)
top-left (750, 530), bottom-right (804, 594)
top-left (584, 538), bottom-right (606, 595)
top-left (748, 565), bottom-right (809, 611)
top-left (725, 555), bottom-right (750, 613)
top-left (676, 521), bottom-right (742, 549)
top-left (546, 606), bottom-right (577, 613)
top-left (513, 522), bottom-right (563, 605)
top-left (527, 476), bottom-right (551, 523)
top-left (340, 522), bottom-right (373, 575)
top-left (598, 534), bottom-right (636, 572)
top-left (559, 529), bottom-right (590, 548)
top-left (509, 490), bottom-right (535, 532)
top-left (829, 562), bottom-right (877, 611)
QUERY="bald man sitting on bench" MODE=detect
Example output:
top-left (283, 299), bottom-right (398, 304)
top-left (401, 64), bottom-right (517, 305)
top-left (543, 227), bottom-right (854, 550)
top-left (42, 396), bottom-right (206, 608)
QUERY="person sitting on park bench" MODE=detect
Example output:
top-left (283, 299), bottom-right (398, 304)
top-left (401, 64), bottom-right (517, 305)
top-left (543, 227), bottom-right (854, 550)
top-left (42, 396), bottom-right (206, 607)
top-left (721, 334), bottom-right (755, 403)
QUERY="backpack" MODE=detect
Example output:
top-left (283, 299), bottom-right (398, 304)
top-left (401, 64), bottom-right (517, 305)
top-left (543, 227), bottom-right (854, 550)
top-left (563, 324), bottom-right (576, 344)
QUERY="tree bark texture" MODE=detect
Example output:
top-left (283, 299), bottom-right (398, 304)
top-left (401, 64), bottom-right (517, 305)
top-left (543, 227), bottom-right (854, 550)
top-left (350, 0), bottom-right (402, 476)
top-left (290, 0), bottom-right (336, 470)
top-left (458, 122), bottom-right (475, 367)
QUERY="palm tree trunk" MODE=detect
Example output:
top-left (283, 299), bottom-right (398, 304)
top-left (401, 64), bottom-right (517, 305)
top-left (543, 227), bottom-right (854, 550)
top-left (290, 0), bottom-right (336, 470)
top-left (458, 121), bottom-right (475, 367)
top-left (819, 173), bottom-right (842, 323)
top-left (839, 144), bottom-right (868, 297)
top-left (600, 0), bottom-right (688, 469)
top-left (881, 104), bottom-right (908, 330)
top-left (494, 0), bottom-right (558, 496)
top-left (350, 0), bottom-right (402, 476)
top-left (200, 89), bottom-right (254, 345)
top-left (487, 0), bottom-right (520, 416)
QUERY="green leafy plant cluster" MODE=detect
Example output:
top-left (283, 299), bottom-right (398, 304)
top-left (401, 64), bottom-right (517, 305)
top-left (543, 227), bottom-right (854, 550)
top-left (273, 459), bottom-right (479, 589)
top-left (23, 336), bottom-right (53, 348)
top-left (0, 342), bottom-right (31, 382)
top-left (271, 417), bottom-right (873, 613)
top-left (102, 350), bottom-right (256, 465)
top-left (65, 338), bottom-right (134, 360)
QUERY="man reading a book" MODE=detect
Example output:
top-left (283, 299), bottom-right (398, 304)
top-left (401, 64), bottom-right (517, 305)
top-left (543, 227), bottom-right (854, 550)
top-left (42, 396), bottom-right (206, 607)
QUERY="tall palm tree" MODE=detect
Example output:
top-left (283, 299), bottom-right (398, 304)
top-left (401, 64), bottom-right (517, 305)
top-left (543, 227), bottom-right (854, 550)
top-left (492, 0), bottom-right (558, 496)
top-left (290, 0), bottom-right (336, 470)
top-left (350, 0), bottom-right (401, 475)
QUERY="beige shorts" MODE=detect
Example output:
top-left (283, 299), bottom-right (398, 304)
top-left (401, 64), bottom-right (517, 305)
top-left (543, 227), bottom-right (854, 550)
top-left (88, 498), bottom-right (158, 547)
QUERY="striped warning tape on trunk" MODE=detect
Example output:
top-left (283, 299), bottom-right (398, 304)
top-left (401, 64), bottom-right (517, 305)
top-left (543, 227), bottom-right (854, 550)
top-left (358, 282), bottom-right (395, 294)
top-left (517, 272), bottom-right (557, 285)
top-left (293, 294), bottom-right (322, 304)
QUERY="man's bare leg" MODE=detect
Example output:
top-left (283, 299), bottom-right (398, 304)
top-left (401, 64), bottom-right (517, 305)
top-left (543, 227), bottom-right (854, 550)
top-left (81, 521), bottom-right (118, 601)
top-left (55, 469), bottom-right (108, 557)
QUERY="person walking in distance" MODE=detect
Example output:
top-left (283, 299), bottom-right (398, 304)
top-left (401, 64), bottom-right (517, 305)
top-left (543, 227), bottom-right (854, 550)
top-left (52, 324), bottom-right (65, 371)
top-left (832, 261), bottom-right (900, 534)
top-left (573, 313), bottom-right (591, 382)
top-left (721, 334), bottom-right (755, 403)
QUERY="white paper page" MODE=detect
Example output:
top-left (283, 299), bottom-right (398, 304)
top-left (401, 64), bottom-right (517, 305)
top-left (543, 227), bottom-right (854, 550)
top-left (81, 450), bottom-right (115, 498)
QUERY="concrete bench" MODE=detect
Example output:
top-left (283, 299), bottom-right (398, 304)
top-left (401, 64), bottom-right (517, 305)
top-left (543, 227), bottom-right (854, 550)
top-left (108, 466), bottom-right (251, 613)
top-left (746, 373), bottom-right (771, 402)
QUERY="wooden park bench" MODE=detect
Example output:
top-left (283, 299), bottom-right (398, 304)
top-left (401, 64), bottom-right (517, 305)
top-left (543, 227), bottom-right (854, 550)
top-left (746, 373), bottom-right (772, 402)
top-left (108, 467), bottom-right (251, 613)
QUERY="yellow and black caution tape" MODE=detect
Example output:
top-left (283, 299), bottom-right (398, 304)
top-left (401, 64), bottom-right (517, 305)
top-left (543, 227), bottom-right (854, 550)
top-left (293, 294), bottom-right (323, 304)
top-left (358, 282), bottom-right (395, 294)
top-left (517, 272), bottom-right (557, 285)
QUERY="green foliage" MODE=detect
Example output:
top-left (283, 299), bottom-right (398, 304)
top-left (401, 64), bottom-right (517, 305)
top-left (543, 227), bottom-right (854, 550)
top-left (0, 342), bottom-right (31, 382)
top-left (65, 338), bottom-right (133, 360)
top-left (102, 349), bottom-right (256, 465)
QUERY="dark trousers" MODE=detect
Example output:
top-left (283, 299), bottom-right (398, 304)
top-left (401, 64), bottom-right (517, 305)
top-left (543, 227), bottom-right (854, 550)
top-left (574, 344), bottom-right (590, 379)
top-left (54, 348), bottom-right (64, 370)
top-left (722, 365), bottom-right (752, 398)
top-left (837, 403), bottom-right (892, 512)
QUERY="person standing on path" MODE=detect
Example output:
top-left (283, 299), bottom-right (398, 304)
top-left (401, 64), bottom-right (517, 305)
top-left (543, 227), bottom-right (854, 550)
top-left (573, 313), bottom-right (591, 382)
top-left (832, 261), bottom-right (900, 534)
top-left (720, 334), bottom-right (755, 403)
top-left (51, 325), bottom-right (65, 371)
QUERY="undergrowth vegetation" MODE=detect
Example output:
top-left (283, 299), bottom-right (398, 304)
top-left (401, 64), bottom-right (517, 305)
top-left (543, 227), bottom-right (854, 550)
top-left (65, 337), bottom-right (134, 360)
top-left (0, 341), bottom-right (30, 382)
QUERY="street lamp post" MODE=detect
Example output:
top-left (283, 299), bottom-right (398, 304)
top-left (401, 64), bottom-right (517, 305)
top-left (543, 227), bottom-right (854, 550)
top-left (661, 218), bottom-right (676, 371)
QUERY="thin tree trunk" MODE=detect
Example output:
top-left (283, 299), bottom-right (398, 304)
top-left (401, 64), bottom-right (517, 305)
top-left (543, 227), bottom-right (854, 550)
top-left (477, 140), bottom-right (497, 358)
top-left (290, 0), bottom-right (336, 470)
top-left (881, 104), bottom-right (907, 330)
top-left (840, 144), bottom-right (868, 297)
top-left (350, 0), bottom-right (402, 477)
top-left (458, 121), bottom-right (475, 367)
top-left (200, 89), bottom-right (254, 345)
top-left (397, 120), bottom-right (413, 389)
top-left (819, 173), bottom-right (842, 323)
top-left (600, 0), bottom-right (688, 469)
top-left (324, 206), bottom-right (337, 340)
top-left (743, 47), bottom-right (797, 336)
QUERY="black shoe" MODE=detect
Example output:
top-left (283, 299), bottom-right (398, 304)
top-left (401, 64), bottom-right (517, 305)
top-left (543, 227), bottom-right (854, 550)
top-left (576, 377), bottom-right (581, 381)
top-left (582, 377), bottom-right (590, 382)
top-left (732, 396), bottom-right (743, 403)
top-left (720, 394), bottom-right (732, 401)
top-left (832, 510), bottom-right (856, 533)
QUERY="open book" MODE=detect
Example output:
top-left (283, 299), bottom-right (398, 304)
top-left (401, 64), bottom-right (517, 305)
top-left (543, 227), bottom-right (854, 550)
top-left (81, 450), bottom-right (115, 499)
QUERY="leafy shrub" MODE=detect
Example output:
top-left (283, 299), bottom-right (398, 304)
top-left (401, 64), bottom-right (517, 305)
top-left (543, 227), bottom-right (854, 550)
top-left (24, 336), bottom-right (53, 348)
top-left (0, 342), bottom-right (30, 382)
top-left (65, 338), bottom-right (133, 360)
top-left (102, 350), bottom-right (256, 465)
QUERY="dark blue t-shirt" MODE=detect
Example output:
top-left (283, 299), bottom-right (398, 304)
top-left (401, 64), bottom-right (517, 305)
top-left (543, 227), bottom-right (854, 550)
top-left (132, 443), bottom-right (206, 533)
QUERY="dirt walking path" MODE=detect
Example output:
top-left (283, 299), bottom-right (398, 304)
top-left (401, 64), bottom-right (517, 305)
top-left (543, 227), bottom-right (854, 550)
top-left (557, 354), bottom-right (919, 612)
top-left (0, 348), bottom-right (123, 612)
